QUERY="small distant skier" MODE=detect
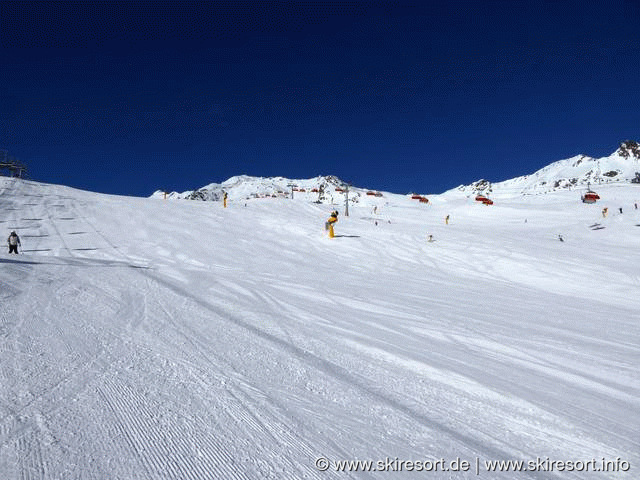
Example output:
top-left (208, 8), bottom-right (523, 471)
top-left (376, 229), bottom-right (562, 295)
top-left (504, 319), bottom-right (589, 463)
top-left (635, 203), bottom-right (638, 210)
top-left (602, 207), bottom-right (608, 218)
top-left (558, 234), bottom-right (564, 242)
top-left (7, 231), bottom-right (20, 254)
top-left (619, 207), bottom-right (623, 214)
top-left (445, 214), bottom-right (450, 225)
top-left (427, 234), bottom-right (434, 242)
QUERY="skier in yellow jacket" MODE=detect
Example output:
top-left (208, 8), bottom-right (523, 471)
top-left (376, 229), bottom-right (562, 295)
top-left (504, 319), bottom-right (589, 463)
top-left (325, 210), bottom-right (338, 238)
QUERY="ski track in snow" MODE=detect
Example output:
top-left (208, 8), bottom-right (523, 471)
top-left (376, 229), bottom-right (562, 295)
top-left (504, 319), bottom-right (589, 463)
top-left (0, 177), bottom-right (639, 479)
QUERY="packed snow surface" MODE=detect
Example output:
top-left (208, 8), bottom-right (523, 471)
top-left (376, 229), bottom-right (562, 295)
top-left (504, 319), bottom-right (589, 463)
top-left (1, 176), bottom-right (639, 479)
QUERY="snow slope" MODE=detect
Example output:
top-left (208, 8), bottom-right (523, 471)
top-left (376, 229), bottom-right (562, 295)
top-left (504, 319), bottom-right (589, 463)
top-left (1, 175), bottom-right (639, 479)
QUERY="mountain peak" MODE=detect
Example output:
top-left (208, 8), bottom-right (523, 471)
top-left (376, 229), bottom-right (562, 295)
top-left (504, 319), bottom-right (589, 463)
top-left (615, 140), bottom-right (640, 159)
top-left (153, 174), bottom-right (354, 203)
top-left (454, 140), bottom-right (640, 197)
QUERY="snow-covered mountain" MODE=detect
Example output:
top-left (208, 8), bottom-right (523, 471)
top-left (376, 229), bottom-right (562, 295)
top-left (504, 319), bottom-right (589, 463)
top-left (456, 140), bottom-right (640, 198)
top-left (154, 174), bottom-right (335, 199)
top-left (154, 141), bottom-right (640, 206)
top-left (151, 174), bottom-right (387, 206)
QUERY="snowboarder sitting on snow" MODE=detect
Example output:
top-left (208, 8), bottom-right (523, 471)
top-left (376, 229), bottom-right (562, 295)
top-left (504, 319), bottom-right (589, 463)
top-left (7, 231), bottom-right (20, 254)
top-left (325, 211), bottom-right (338, 238)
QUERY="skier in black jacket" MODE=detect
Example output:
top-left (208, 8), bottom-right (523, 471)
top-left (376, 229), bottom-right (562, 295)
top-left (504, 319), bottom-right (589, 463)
top-left (7, 231), bottom-right (20, 254)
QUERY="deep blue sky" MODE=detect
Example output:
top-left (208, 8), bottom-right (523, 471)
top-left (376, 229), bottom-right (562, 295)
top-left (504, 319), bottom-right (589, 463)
top-left (1, 1), bottom-right (639, 196)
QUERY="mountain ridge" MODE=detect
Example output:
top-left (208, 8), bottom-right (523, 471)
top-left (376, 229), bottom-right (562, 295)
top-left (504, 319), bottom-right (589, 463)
top-left (152, 140), bottom-right (640, 201)
top-left (456, 140), bottom-right (640, 198)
